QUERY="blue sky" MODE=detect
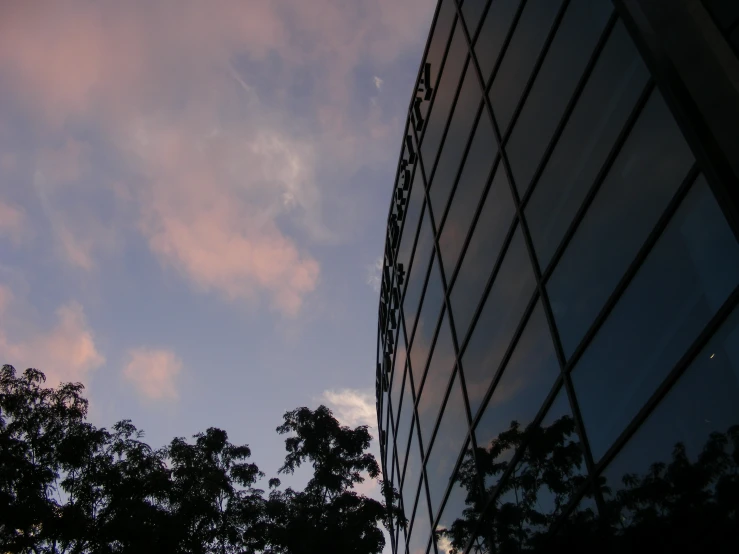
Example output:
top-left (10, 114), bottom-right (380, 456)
top-left (0, 0), bottom-right (434, 492)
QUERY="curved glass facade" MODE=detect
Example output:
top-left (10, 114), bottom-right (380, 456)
top-left (376, 1), bottom-right (739, 553)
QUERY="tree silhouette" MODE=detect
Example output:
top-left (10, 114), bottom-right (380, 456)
top-left (438, 412), bottom-right (739, 554)
top-left (166, 427), bottom-right (265, 553)
top-left (262, 405), bottom-right (395, 554)
top-left (0, 366), bottom-right (403, 554)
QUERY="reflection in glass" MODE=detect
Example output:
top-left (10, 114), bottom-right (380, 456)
top-left (507, 0), bottom-right (612, 196)
top-left (418, 0), bottom-right (457, 128)
top-left (396, 527), bottom-right (407, 554)
top-left (547, 89), bottom-right (694, 358)
top-left (397, 168), bottom-right (426, 293)
top-left (422, 27), bottom-right (468, 163)
top-left (386, 415), bottom-right (395, 485)
top-left (404, 212), bottom-right (434, 334)
top-left (429, 64), bottom-right (483, 225)
top-left (450, 165), bottom-right (515, 340)
top-left (425, 371), bottom-right (468, 515)
top-left (461, 0), bottom-right (487, 38)
top-left (472, 302), bottom-right (561, 489)
top-left (573, 176), bottom-right (739, 460)
top-left (391, 325), bottom-right (408, 421)
top-left (438, 112), bottom-right (497, 279)
top-left (597, 305), bottom-right (739, 551)
top-left (396, 376), bottom-right (414, 482)
top-left (410, 256), bottom-right (445, 390)
top-left (474, 0), bottom-right (521, 84)
top-left (460, 226), bottom-right (536, 417)
top-left (408, 482), bottom-right (431, 554)
top-left (417, 314), bottom-right (456, 454)
top-left (403, 429), bottom-right (422, 517)
top-left (546, 492), bottom-right (602, 551)
top-left (440, 410), bottom-right (586, 552)
top-left (525, 21), bottom-right (649, 271)
top-left (434, 446), bottom-right (481, 554)
top-left (488, 0), bottom-right (563, 134)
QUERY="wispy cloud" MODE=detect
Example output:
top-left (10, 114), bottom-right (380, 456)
top-left (373, 75), bottom-right (384, 90)
top-left (123, 348), bottom-right (183, 401)
top-left (366, 254), bottom-right (384, 293)
top-left (0, 282), bottom-right (105, 386)
top-left (320, 388), bottom-right (376, 430)
top-left (0, 200), bottom-right (27, 245)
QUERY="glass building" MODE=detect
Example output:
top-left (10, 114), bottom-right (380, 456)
top-left (375, 1), bottom-right (739, 552)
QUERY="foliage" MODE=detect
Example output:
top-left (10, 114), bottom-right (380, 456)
top-left (0, 366), bottom-right (399, 554)
top-left (439, 414), bottom-right (739, 554)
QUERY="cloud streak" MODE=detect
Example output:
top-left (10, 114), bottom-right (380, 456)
top-left (0, 0), bottom-right (435, 316)
top-left (123, 348), bottom-right (183, 401)
top-left (0, 283), bottom-right (105, 386)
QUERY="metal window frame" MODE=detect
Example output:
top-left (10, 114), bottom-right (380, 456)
top-left (379, 1), bottom-right (739, 553)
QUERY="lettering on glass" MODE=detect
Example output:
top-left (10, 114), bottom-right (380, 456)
top-left (412, 62), bottom-right (433, 131)
top-left (378, 62), bottom-right (431, 383)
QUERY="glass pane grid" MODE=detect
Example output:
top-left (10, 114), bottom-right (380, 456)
top-left (377, 0), bottom-right (739, 551)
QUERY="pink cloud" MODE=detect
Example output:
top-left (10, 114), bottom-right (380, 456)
top-left (0, 200), bottom-right (27, 245)
top-left (0, 0), bottom-right (434, 316)
top-left (123, 348), bottom-right (183, 401)
top-left (36, 138), bottom-right (90, 184)
top-left (0, 284), bottom-right (105, 386)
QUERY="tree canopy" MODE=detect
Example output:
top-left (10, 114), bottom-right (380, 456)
top-left (4, 363), bottom-right (738, 553)
top-left (0, 365), bottom-right (400, 554)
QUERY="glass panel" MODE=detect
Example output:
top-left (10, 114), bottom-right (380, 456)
top-left (472, 302), bottom-right (560, 492)
top-left (403, 211), bottom-right (434, 334)
top-left (547, 488), bottom-right (601, 550)
top-left (386, 412), bottom-right (396, 480)
top-left (600, 305), bottom-right (739, 550)
top-left (408, 483), bottom-right (431, 554)
top-left (391, 450), bottom-right (399, 494)
top-left (494, 385), bottom-right (587, 545)
top-left (396, 527), bottom-right (406, 554)
top-left (418, 0), bottom-right (457, 128)
top-left (396, 374), bottom-right (414, 479)
top-left (460, 226), bottom-right (536, 417)
top-left (573, 175), bottom-right (739, 460)
top-left (547, 89), bottom-right (695, 358)
top-left (403, 429), bottom-right (423, 519)
top-left (417, 314), bottom-right (456, 452)
top-left (425, 371), bottom-right (469, 514)
top-left (489, 401), bottom-right (588, 549)
top-left (703, 0), bottom-right (739, 29)
top-left (438, 111), bottom-right (497, 279)
top-left (429, 64), bottom-right (483, 225)
top-left (462, 0), bottom-right (488, 37)
top-left (410, 256), bottom-right (445, 389)
top-left (488, 0), bottom-right (564, 134)
top-left (449, 164), bottom-right (515, 340)
top-left (421, 26), bottom-right (469, 163)
top-left (474, 0), bottom-right (521, 84)
top-left (397, 168), bottom-right (425, 293)
top-left (507, 0), bottom-right (613, 196)
top-left (525, 21), bottom-right (649, 271)
top-left (434, 446), bottom-right (480, 554)
top-left (391, 325), bottom-right (408, 419)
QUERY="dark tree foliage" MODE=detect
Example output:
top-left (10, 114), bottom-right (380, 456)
top-left (439, 414), bottom-right (739, 554)
top-left (0, 366), bottom-right (401, 554)
top-left (263, 406), bottom-right (391, 554)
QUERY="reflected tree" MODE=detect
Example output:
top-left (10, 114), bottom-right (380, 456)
top-left (438, 412), bottom-right (739, 553)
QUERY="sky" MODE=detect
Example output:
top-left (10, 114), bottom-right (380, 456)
top-left (0, 0), bottom-right (435, 496)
